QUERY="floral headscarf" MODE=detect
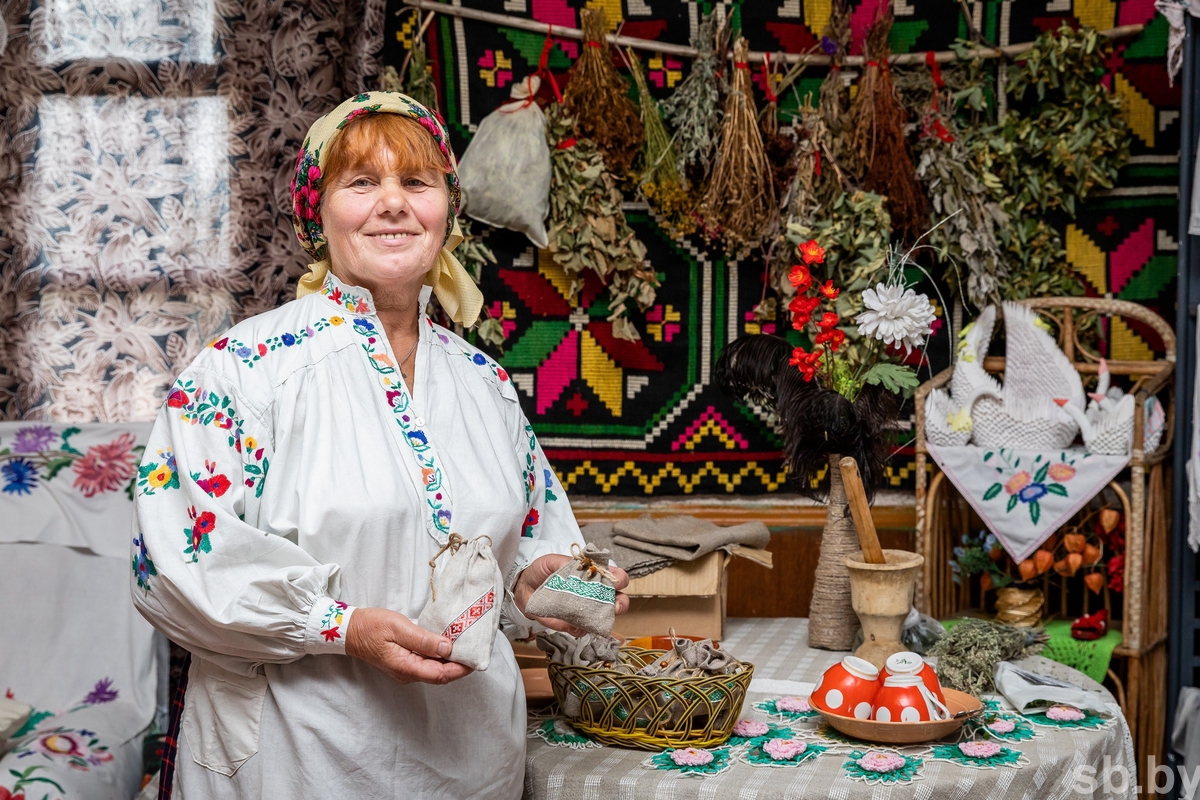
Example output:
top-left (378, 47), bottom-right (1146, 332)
top-left (291, 91), bottom-right (482, 326)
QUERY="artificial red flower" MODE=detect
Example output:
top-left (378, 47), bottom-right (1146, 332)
top-left (816, 311), bottom-right (839, 330)
top-left (788, 346), bottom-right (823, 381)
top-left (797, 239), bottom-right (825, 265)
top-left (817, 280), bottom-right (839, 301)
top-left (789, 295), bottom-right (821, 329)
top-left (815, 328), bottom-right (846, 351)
top-left (788, 264), bottom-right (812, 292)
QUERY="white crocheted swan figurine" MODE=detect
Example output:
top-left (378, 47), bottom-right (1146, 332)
top-left (1053, 359), bottom-right (1166, 455)
top-left (924, 305), bottom-right (1002, 447)
top-left (968, 302), bottom-right (1085, 450)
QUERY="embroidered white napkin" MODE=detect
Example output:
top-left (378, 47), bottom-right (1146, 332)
top-left (928, 444), bottom-right (1129, 562)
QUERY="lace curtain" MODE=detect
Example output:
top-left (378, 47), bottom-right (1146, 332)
top-left (0, 0), bottom-right (385, 420)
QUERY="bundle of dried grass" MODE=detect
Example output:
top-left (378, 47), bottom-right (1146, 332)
top-left (660, 12), bottom-right (728, 188)
top-left (563, 8), bottom-right (644, 177)
top-left (818, 0), bottom-right (851, 135)
top-left (847, 7), bottom-right (928, 243)
top-left (626, 49), bottom-right (695, 237)
top-left (759, 56), bottom-right (799, 202)
top-left (545, 104), bottom-right (654, 341)
top-left (928, 618), bottom-right (1047, 696)
top-left (700, 37), bottom-right (776, 251)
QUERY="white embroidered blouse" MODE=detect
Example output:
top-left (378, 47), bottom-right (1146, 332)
top-left (131, 272), bottom-right (583, 799)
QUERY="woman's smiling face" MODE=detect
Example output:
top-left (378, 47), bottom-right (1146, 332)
top-left (322, 162), bottom-right (448, 299)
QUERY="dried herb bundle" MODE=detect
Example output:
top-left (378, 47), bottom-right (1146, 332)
top-left (563, 8), bottom-right (644, 177)
top-left (545, 105), bottom-right (653, 341)
top-left (759, 57), bottom-right (799, 202)
top-left (818, 0), bottom-right (851, 136)
top-left (627, 49), bottom-right (694, 237)
top-left (700, 37), bottom-right (776, 251)
top-left (661, 12), bottom-right (727, 185)
top-left (848, 8), bottom-right (928, 243)
top-left (402, 39), bottom-right (439, 113)
top-left (928, 618), bottom-right (1047, 696)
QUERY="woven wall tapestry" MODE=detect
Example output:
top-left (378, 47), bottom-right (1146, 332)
top-left (382, 0), bottom-right (1179, 496)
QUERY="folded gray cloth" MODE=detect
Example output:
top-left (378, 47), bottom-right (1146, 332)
top-left (580, 522), bottom-right (673, 579)
top-left (612, 515), bottom-right (769, 573)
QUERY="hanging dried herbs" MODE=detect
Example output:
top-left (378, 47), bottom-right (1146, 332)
top-left (661, 12), bottom-right (727, 187)
top-left (818, 0), bottom-right (852, 136)
top-left (955, 25), bottom-right (1129, 300)
top-left (759, 55), bottom-right (799, 202)
top-left (563, 8), bottom-right (644, 178)
top-left (845, 7), bottom-right (928, 243)
top-left (700, 37), bottom-right (776, 251)
top-left (626, 49), bottom-right (694, 237)
top-left (545, 104), bottom-right (654, 341)
top-left (400, 38), bottom-right (439, 113)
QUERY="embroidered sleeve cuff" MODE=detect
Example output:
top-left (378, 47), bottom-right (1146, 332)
top-left (305, 597), bottom-right (355, 655)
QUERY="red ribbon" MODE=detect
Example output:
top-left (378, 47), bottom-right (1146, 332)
top-left (814, 149), bottom-right (821, 177)
top-left (925, 51), bottom-right (943, 112)
top-left (538, 29), bottom-right (564, 103)
top-left (761, 53), bottom-right (778, 103)
top-left (556, 137), bottom-right (577, 150)
top-left (585, 40), bottom-right (602, 48)
top-left (734, 61), bottom-right (750, 70)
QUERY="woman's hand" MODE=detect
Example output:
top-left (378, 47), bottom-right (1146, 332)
top-left (513, 554), bottom-right (630, 635)
top-left (345, 607), bottom-right (474, 685)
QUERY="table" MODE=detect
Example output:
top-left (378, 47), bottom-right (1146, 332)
top-left (524, 618), bottom-right (1137, 799)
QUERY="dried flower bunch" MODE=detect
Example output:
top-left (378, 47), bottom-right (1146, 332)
top-left (626, 49), bottom-right (694, 237)
top-left (848, 7), bottom-right (928, 243)
top-left (545, 105), bottom-right (654, 341)
top-left (660, 12), bottom-right (727, 185)
top-left (563, 8), bottom-right (644, 177)
top-left (700, 37), bottom-right (777, 251)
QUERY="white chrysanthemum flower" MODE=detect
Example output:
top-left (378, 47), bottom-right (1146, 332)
top-left (855, 284), bottom-right (936, 354)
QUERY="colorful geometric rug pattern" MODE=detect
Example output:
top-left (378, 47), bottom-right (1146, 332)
top-left (383, 0), bottom-right (1180, 496)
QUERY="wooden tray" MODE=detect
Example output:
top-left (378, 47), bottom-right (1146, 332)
top-left (818, 689), bottom-right (983, 744)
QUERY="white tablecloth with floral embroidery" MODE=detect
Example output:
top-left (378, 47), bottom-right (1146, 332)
top-left (524, 618), bottom-right (1136, 800)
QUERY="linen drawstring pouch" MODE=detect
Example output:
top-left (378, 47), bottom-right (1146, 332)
top-left (523, 543), bottom-right (618, 637)
top-left (418, 534), bottom-right (503, 671)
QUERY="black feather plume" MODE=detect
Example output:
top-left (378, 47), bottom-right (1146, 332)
top-left (715, 334), bottom-right (894, 502)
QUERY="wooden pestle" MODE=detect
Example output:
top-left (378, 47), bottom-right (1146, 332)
top-left (839, 457), bottom-right (887, 565)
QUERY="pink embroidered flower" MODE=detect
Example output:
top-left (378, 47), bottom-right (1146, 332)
top-left (987, 718), bottom-right (1016, 734)
top-left (959, 741), bottom-right (1002, 758)
top-left (763, 738), bottom-right (807, 761)
top-left (670, 748), bottom-right (714, 767)
top-left (1005, 471), bottom-right (1032, 494)
top-left (1046, 705), bottom-right (1085, 721)
top-left (733, 719), bottom-right (769, 738)
top-left (72, 433), bottom-right (137, 497)
top-left (308, 165), bottom-right (321, 182)
top-left (1048, 463), bottom-right (1076, 481)
top-left (777, 696), bottom-right (812, 713)
top-left (857, 751), bottom-right (906, 773)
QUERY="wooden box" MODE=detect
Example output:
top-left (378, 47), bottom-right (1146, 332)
top-left (618, 551), bottom-right (728, 641)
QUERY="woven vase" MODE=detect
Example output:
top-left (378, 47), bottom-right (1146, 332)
top-left (808, 453), bottom-right (860, 650)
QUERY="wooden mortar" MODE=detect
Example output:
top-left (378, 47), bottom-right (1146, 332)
top-left (844, 549), bottom-right (925, 670)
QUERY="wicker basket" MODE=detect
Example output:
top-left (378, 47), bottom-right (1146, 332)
top-left (546, 647), bottom-right (754, 750)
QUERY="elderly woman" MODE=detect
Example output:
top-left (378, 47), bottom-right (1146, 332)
top-left (132, 92), bottom-right (628, 799)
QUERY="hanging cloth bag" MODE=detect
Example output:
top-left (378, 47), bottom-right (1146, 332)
top-left (418, 534), bottom-right (504, 671)
top-left (457, 73), bottom-right (552, 248)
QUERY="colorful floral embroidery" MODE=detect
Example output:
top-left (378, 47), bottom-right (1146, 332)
top-left (968, 707), bottom-right (1040, 742)
top-left (211, 317), bottom-right (339, 368)
top-left (930, 741), bottom-right (1025, 769)
top-left (192, 460), bottom-right (232, 498)
top-left (72, 432), bottom-right (137, 497)
top-left (728, 720), bottom-right (794, 748)
top-left (12, 727), bottom-right (114, 771)
top-left (544, 468), bottom-right (558, 503)
top-left (172, 379), bottom-right (247, 453)
top-left (1, 458), bottom-right (37, 495)
top-left (523, 509), bottom-right (540, 538)
top-left (1, 766), bottom-right (64, 798)
top-left (350, 317), bottom-right (451, 539)
top-left (336, 103), bottom-right (383, 129)
top-left (291, 141), bottom-right (325, 248)
top-left (442, 589), bottom-right (495, 642)
top-left (243, 437), bottom-right (269, 498)
top-left (1030, 705), bottom-right (1111, 729)
top-left (644, 747), bottom-right (732, 777)
top-left (10, 426), bottom-right (57, 453)
top-left (755, 696), bottom-right (819, 721)
top-left (83, 678), bottom-right (118, 705)
top-left (183, 505), bottom-right (215, 562)
top-left (137, 448), bottom-right (180, 495)
top-left (744, 738), bottom-right (826, 767)
top-left (319, 599), bottom-right (349, 642)
top-left (843, 749), bottom-right (923, 784)
top-left (321, 275), bottom-right (372, 314)
top-left (981, 450), bottom-right (1079, 525)
top-left (132, 535), bottom-right (157, 591)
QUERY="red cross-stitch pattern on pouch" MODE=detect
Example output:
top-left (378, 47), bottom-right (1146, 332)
top-left (442, 589), bottom-right (496, 642)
